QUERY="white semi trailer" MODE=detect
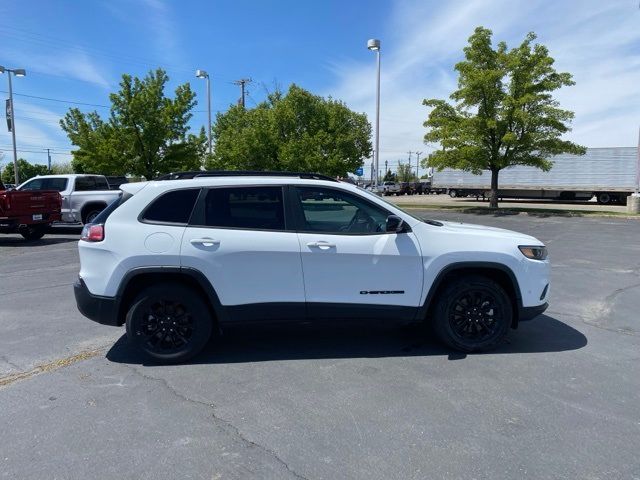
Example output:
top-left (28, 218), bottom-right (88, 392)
top-left (431, 147), bottom-right (638, 204)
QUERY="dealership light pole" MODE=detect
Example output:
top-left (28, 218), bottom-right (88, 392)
top-left (195, 69), bottom-right (212, 155)
top-left (367, 39), bottom-right (381, 188)
top-left (0, 66), bottom-right (26, 185)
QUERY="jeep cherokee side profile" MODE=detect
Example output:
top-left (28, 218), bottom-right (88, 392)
top-left (74, 172), bottom-right (549, 363)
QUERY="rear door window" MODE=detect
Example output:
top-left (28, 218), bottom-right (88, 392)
top-left (141, 189), bottom-right (200, 225)
top-left (94, 176), bottom-right (110, 190)
top-left (197, 186), bottom-right (286, 231)
top-left (74, 177), bottom-right (97, 191)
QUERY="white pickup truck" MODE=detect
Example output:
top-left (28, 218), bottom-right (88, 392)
top-left (17, 174), bottom-right (121, 224)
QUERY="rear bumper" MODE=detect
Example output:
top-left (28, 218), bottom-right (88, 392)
top-left (74, 278), bottom-right (120, 326)
top-left (519, 302), bottom-right (548, 321)
top-left (0, 213), bottom-right (60, 232)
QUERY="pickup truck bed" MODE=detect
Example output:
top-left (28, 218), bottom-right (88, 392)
top-left (0, 182), bottom-right (62, 240)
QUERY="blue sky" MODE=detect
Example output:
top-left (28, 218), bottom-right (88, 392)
top-left (1, 0), bottom-right (639, 173)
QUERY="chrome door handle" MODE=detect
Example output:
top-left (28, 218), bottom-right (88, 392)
top-left (190, 238), bottom-right (220, 247)
top-left (306, 241), bottom-right (336, 249)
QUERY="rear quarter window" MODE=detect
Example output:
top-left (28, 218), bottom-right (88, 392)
top-left (141, 189), bottom-right (200, 225)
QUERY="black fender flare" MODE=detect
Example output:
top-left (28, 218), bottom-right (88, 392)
top-left (416, 261), bottom-right (523, 327)
top-left (114, 266), bottom-right (228, 325)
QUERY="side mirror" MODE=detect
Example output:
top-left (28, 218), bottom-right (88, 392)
top-left (386, 214), bottom-right (405, 233)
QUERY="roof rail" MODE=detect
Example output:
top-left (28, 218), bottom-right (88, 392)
top-left (156, 170), bottom-right (338, 182)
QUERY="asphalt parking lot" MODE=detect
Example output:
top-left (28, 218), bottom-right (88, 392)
top-left (1, 212), bottom-right (639, 480)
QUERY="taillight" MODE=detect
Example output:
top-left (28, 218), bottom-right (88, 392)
top-left (80, 224), bottom-right (104, 242)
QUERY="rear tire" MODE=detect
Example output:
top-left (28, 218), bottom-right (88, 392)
top-left (431, 275), bottom-right (512, 352)
top-left (125, 283), bottom-right (213, 364)
top-left (449, 189), bottom-right (458, 198)
top-left (82, 208), bottom-right (102, 224)
top-left (596, 192), bottom-right (611, 205)
top-left (20, 225), bottom-right (46, 241)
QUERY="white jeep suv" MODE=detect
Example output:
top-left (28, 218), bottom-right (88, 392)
top-left (74, 172), bottom-right (550, 363)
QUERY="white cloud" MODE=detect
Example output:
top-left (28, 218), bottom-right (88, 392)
top-left (9, 50), bottom-right (112, 89)
top-left (324, 0), bottom-right (640, 169)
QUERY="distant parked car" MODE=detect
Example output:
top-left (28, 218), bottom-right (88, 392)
top-left (17, 174), bottom-right (121, 224)
top-left (3, 183), bottom-right (15, 190)
top-left (398, 182), bottom-right (413, 195)
top-left (381, 181), bottom-right (400, 196)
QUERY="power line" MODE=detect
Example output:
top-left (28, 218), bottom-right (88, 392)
top-left (0, 90), bottom-right (110, 108)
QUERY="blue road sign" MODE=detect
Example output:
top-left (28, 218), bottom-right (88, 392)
top-left (355, 166), bottom-right (364, 176)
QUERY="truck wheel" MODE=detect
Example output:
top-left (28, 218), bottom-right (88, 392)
top-left (596, 193), bottom-right (611, 205)
top-left (125, 283), bottom-right (213, 364)
top-left (20, 225), bottom-right (46, 241)
top-left (431, 275), bottom-right (512, 352)
top-left (449, 189), bottom-right (458, 198)
top-left (82, 208), bottom-right (102, 224)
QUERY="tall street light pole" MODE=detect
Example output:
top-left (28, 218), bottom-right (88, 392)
top-left (367, 39), bottom-right (381, 189)
top-left (195, 69), bottom-right (212, 155)
top-left (0, 66), bottom-right (26, 185)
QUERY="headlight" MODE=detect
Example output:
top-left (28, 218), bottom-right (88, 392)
top-left (519, 245), bottom-right (548, 261)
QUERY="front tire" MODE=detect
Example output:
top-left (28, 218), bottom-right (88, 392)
top-left (432, 275), bottom-right (512, 352)
top-left (125, 283), bottom-right (213, 364)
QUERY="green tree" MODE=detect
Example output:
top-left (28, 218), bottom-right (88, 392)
top-left (207, 84), bottom-right (372, 177)
top-left (50, 162), bottom-right (75, 174)
top-left (383, 169), bottom-right (395, 182)
top-left (422, 27), bottom-right (585, 208)
top-left (396, 163), bottom-right (416, 182)
top-left (1, 159), bottom-right (48, 184)
top-left (61, 69), bottom-right (206, 180)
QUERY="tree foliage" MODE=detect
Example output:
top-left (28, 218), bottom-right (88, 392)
top-left (207, 84), bottom-right (372, 177)
top-left (422, 27), bottom-right (585, 207)
top-left (61, 69), bottom-right (206, 180)
top-left (1, 159), bottom-right (48, 184)
top-left (396, 163), bottom-right (416, 182)
top-left (50, 162), bottom-right (75, 174)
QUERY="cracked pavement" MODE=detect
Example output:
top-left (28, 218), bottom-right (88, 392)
top-left (1, 213), bottom-right (639, 480)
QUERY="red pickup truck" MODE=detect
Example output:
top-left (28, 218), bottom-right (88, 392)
top-left (0, 180), bottom-right (62, 240)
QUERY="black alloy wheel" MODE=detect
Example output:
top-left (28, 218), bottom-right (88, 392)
top-left (139, 299), bottom-right (195, 352)
top-left (126, 283), bottom-right (213, 363)
top-left (432, 275), bottom-right (512, 352)
top-left (449, 289), bottom-right (500, 342)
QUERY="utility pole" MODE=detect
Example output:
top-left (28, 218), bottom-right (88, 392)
top-left (415, 151), bottom-right (423, 179)
top-left (46, 148), bottom-right (51, 172)
top-left (407, 151), bottom-right (413, 181)
top-left (234, 78), bottom-right (252, 108)
top-left (384, 159), bottom-right (388, 180)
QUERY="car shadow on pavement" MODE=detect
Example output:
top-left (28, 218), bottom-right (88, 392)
top-left (0, 236), bottom-right (78, 247)
top-left (106, 314), bottom-right (587, 366)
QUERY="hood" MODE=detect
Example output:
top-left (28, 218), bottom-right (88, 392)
top-left (419, 219), bottom-right (542, 245)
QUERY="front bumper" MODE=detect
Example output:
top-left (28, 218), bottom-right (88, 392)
top-left (519, 302), bottom-right (548, 321)
top-left (74, 278), bottom-right (120, 326)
